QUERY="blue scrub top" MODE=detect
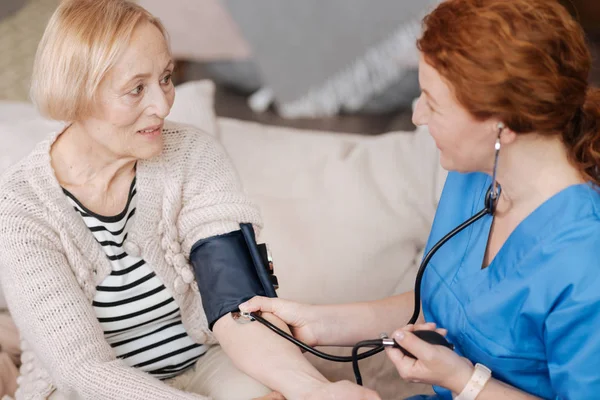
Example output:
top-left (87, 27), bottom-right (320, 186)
top-left (412, 171), bottom-right (600, 399)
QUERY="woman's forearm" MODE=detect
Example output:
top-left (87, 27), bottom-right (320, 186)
top-left (315, 290), bottom-right (422, 346)
top-left (213, 312), bottom-right (329, 400)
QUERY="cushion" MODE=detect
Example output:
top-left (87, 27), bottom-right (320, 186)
top-left (0, 102), bottom-right (64, 173)
top-left (218, 118), bottom-right (441, 303)
top-left (166, 80), bottom-right (219, 137)
top-left (217, 117), bottom-right (441, 398)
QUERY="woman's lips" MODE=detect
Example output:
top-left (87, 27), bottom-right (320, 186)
top-left (137, 125), bottom-right (162, 137)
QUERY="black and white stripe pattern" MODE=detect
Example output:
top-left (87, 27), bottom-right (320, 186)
top-left (64, 178), bottom-right (206, 380)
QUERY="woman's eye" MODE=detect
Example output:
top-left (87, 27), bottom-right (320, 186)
top-left (161, 74), bottom-right (172, 85)
top-left (130, 84), bottom-right (144, 95)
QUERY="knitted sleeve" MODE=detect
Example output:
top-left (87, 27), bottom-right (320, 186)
top-left (175, 126), bottom-right (263, 256)
top-left (0, 199), bottom-right (208, 400)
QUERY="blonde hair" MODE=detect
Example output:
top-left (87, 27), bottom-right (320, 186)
top-left (31, 0), bottom-right (168, 121)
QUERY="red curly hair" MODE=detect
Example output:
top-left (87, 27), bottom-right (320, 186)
top-left (418, 0), bottom-right (600, 185)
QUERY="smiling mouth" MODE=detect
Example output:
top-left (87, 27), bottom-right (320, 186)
top-left (137, 125), bottom-right (162, 136)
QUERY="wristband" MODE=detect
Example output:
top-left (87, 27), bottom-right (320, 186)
top-left (454, 363), bottom-right (492, 400)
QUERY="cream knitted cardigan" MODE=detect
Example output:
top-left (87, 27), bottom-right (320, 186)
top-left (0, 122), bottom-right (262, 400)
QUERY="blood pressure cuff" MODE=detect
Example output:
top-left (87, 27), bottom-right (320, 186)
top-left (190, 223), bottom-right (278, 330)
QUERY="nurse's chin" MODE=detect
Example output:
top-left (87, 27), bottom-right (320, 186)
top-left (438, 157), bottom-right (477, 175)
top-left (438, 154), bottom-right (457, 171)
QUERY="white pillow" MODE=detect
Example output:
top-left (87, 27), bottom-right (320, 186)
top-left (0, 102), bottom-right (65, 173)
top-left (168, 80), bottom-right (219, 137)
top-left (218, 118), bottom-right (441, 397)
top-left (218, 117), bottom-right (441, 304)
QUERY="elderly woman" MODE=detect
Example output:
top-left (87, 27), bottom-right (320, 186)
top-left (241, 0), bottom-right (600, 399)
top-left (0, 1), bottom-right (382, 399)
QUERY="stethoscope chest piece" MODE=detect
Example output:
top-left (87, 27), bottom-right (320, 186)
top-left (484, 183), bottom-right (501, 215)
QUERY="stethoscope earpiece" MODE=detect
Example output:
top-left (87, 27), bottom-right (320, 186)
top-left (488, 122), bottom-right (505, 207)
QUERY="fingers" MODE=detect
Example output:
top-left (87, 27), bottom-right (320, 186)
top-left (385, 344), bottom-right (412, 365)
top-left (385, 344), bottom-right (424, 385)
top-left (239, 296), bottom-right (279, 314)
top-left (388, 323), bottom-right (450, 366)
top-left (402, 322), bottom-right (447, 336)
top-left (393, 330), bottom-right (435, 361)
top-left (402, 322), bottom-right (435, 331)
top-left (385, 334), bottom-right (422, 384)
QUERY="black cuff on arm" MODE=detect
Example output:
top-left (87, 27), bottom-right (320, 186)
top-left (190, 223), bottom-right (278, 330)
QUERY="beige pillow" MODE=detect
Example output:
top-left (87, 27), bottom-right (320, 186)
top-left (218, 117), bottom-right (440, 397)
top-left (0, 102), bottom-right (64, 173)
top-left (219, 118), bottom-right (440, 303)
top-left (168, 80), bottom-right (219, 137)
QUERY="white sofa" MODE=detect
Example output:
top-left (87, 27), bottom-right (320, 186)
top-left (0, 80), bottom-right (445, 398)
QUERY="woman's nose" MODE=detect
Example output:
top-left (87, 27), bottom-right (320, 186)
top-left (146, 85), bottom-right (171, 118)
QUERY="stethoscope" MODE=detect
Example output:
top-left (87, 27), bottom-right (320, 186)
top-left (245, 123), bottom-right (506, 386)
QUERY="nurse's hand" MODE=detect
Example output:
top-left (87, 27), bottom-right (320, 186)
top-left (385, 323), bottom-right (475, 394)
top-left (239, 296), bottom-right (322, 347)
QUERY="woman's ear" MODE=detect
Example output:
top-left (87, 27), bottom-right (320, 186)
top-left (497, 122), bottom-right (517, 145)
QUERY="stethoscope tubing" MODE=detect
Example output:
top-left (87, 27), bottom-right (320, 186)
top-left (248, 128), bottom-right (504, 385)
top-left (247, 187), bottom-right (496, 385)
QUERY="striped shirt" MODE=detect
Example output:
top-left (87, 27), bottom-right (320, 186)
top-left (63, 178), bottom-right (206, 380)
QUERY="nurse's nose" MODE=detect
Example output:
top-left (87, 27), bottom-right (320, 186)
top-left (412, 96), bottom-right (428, 127)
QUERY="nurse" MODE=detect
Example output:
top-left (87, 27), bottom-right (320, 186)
top-left (240, 0), bottom-right (600, 398)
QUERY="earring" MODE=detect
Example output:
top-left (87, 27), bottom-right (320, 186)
top-left (495, 122), bottom-right (505, 150)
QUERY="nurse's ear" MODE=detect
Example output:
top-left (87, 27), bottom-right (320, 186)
top-left (495, 122), bottom-right (517, 145)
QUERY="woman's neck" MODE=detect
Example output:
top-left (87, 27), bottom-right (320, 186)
top-left (492, 134), bottom-right (584, 214)
top-left (51, 123), bottom-right (136, 192)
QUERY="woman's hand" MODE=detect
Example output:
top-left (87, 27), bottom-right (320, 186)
top-left (385, 323), bottom-right (474, 394)
top-left (302, 381), bottom-right (381, 400)
top-left (239, 297), bottom-right (323, 347)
